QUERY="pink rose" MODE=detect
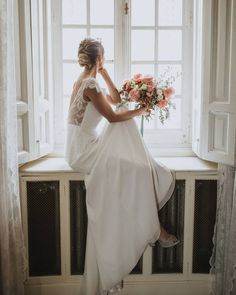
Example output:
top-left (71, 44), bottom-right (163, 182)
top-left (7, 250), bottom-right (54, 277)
top-left (163, 87), bottom-right (175, 98)
top-left (158, 99), bottom-right (168, 108)
top-left (128, 89), bottom-right (140, 101)
top-left (142, 75), bottom-right (154, 84)
top-left (133, 73), bottom-right (142, 83)
top-left (147, 84), bottom-right (155, 92)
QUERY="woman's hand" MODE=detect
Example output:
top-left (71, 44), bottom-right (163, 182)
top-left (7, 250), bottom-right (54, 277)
top-left (97, 68), bottom-right (121, 104)
top-left (137, 105), bottom-right (151, 116)
top-left (98, 66), bottom-right (106, 75)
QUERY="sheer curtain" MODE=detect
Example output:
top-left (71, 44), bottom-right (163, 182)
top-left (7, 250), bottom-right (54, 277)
top-left (209, 164), bottom-right (236, 294)
top-left (0, 0), bottom-right (27, 294)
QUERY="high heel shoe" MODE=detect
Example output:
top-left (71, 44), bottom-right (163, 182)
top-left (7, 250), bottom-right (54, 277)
top-left (158, 234), bottom-right (180, 248)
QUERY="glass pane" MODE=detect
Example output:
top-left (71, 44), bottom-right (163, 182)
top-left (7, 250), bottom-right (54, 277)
top-left (96, 63), bottom-right (114, 89)
top-left (90, 0), bottom-right (114, 25)
top-left (131, 0), bottom-right (155, 26)
top-left (158, 64), bottom-right (182, 95)
top-left (135, 115), bottom-right (155, 130)
top-left (63, 29), bottom-right (86, 60)
top-left (158, 0), bottom-right (183, 26)
top-left (131, 64), bottom-right (155, 77)
top-left (62, 0), bottom-right (87, 25)
top-left (157, 98), bottom-right (181, 129)
top-left (64, 96), bottom-right (70, 127)
top-left (63, 63), bottom-right (83, 95)
top-left (158, 30), bottom-right (182, 61)
top-left (131, 30), bottom-right (155, 61)
top-left (90, 29), bottom-right (114, 60)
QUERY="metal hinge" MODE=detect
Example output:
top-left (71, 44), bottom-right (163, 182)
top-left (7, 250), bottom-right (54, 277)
top-left (189, 10), bottom-right (193, 25)
top-left (124, 2), bottom-right (129, 15)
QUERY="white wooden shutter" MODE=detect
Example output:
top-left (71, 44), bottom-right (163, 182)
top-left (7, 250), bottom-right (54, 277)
top-left (15, 0), bottom-right (35, 164)
top-left (192, 0), bottom-right (236, 166)
top-left (31, 0), bottom-right (54, 157)
top-left (15, 0), bottom-right (54, 165)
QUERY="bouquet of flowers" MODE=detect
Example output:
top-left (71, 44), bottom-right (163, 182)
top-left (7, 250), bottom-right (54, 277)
top-left (119, 71), bottom-right (178, 134)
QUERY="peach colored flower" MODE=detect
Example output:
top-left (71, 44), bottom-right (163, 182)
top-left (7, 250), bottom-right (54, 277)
top-left (133, 73), bottom-right (142, 83)
top-left (158, 99), bottom-right (168, 108)
top-left (163, 87), bottom-right (175, 98)
top-left (128, 89), bottom-right (140, 101)
top-left (147, 84), bottom-right (155, 92)
top-left (142, 75), bottom-right (154, 84)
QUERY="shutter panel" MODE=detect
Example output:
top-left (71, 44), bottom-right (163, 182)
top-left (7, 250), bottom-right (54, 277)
top-left (192, 0), bottom-right (236, 166)
top-left (31, 0), bottom-right (54, 157)
top-left (15, 0), bottom-right (36, 164)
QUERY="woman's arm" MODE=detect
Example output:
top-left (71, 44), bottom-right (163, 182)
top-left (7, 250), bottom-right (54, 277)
top-left (84, 87), bottom-right (149, 123)
top-left (98, 68), bottom-right (121, 104)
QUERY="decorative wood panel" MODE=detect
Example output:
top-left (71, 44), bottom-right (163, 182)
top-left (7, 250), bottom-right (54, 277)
top-left (193, 0), bottom-right (236, 165)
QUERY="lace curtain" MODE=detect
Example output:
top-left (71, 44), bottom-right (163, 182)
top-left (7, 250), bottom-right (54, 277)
top-left (209, 164), bottom-right (236, 294)
top-left (0, 0), bottom-right (27, 294)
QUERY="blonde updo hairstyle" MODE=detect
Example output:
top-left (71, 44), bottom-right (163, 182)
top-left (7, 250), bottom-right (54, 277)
top-left (78, 37), bottom-right (104, 70)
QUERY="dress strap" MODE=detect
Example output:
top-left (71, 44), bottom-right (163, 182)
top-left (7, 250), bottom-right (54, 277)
top-left (85, 77), bottom-right (101, 93)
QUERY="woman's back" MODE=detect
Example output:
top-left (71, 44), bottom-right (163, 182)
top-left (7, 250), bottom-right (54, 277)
top-left (68, 77), bottom-right (103, 133)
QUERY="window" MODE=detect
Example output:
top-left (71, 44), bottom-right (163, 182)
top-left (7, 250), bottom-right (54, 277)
top-left (56, 0), bottom-right (194, 156)
top-left (16, 0), bottom-right (236, 166)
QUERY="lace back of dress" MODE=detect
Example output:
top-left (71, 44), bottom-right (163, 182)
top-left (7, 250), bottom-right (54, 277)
top-left (68, 78), bottom-right (100, 126)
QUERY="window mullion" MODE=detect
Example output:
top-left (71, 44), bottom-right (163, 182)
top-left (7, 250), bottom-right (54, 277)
top-left (154, 0), bottom-right (159, 129)
top-left (114, 0), bottom-right (124, 85)
top-left (123, 0), bottom-right (131, 78)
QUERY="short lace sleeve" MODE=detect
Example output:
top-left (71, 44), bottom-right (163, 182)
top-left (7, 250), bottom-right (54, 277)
top-left (85, 77), bottom-right (101, 93)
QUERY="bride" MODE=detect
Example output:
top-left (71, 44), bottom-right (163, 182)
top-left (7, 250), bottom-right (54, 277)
top-left (65, 37), bottom-right (180, 295)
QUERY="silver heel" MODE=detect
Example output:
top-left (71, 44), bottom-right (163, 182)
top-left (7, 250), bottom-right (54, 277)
top-left (158, 234), bottom-right (180, 248)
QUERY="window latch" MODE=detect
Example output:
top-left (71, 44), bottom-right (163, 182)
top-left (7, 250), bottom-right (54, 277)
top-left (124, 2), bottom-right (129, 15)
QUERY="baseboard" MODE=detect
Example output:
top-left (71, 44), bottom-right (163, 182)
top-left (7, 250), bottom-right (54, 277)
top-left (25, 279), bottom-right (212, 295)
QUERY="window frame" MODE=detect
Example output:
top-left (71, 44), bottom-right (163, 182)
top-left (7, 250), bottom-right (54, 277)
top-left (52, 0), bottom-right (194, 157)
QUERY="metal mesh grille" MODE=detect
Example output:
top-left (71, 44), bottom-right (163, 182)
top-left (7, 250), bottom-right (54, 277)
top-left (70, 181), bottom-right (87, 275)
top-left (69, 181), bottom-right (143, 275)
top-left (130, 256), bottom-right (143, 274)
top-left (26, 181), bottom-right (61, 276)
top-left (152, 180), bottom-right (185, 273)
top-left (192, 180), bottom-right (217, 273)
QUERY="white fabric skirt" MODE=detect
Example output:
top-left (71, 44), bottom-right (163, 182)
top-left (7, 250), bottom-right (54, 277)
top-left (67, 119), bottom-right (175, 295)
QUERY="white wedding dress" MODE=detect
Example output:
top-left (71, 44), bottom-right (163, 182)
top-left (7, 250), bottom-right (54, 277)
top-left (65, 77), bottom-right (176, 295)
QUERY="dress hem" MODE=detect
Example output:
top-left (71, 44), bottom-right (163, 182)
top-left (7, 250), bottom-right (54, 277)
top-left (96, 228), bottom-right (161, 295)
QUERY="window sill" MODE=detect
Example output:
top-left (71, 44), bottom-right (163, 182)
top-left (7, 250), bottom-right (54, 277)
top-left (19, 156), bottom-right (218, 175)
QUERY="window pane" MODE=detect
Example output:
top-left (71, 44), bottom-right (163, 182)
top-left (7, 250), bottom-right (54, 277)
top-left (63, 63), bottom-right (83, 95)
top-left (135, 115), bottom-right (155, 130)
top-left (64, 96), bottom-right (70, 127)
top-left (131, 64), bottom-right (155, 77)
top-left (158, 0), bottom-right (183, 26)
top-left (131, 0), bottom-right (155, 26)
top-left (90, 0), bottom-right (114, 25)
top-left (158, 30), bottom-right (182, 61)
top-left (158, 64), bottom-right (182, 95)
top-left (131, 30), bottom-right (155, 61)
top-left (90, 29), bottom-right (114, 60)
top-left (63, 29), bottom-right (86, 60)
top-left (157, 98), bottom-right (181, 129)
top-left (63, 0), bottom-right (87, 25)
